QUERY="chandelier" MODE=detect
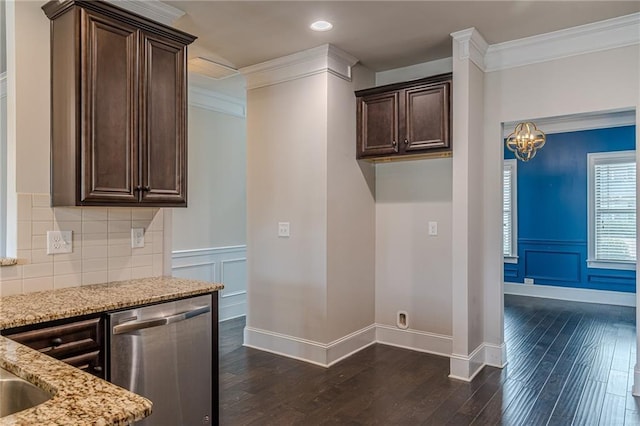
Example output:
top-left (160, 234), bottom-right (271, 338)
top-left (505, 122), bottom-right (546, 162)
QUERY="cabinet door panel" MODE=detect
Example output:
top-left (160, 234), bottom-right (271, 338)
top-left (140, 34), bottom-right (187, 206)
top-left (403, 82), bottom-right (450, 152)
top-left (357, 92), bottom-right (399, 158)
top-left (82, 11), bottom-right (138, 204)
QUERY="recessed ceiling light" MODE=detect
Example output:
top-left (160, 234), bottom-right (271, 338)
top-left (310, 20), bottom-right (333, 32)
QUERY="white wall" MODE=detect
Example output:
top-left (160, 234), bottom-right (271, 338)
top-left (376, 57), bottom-right (452, 86)
top-left (12, 0), bottom-right (49, 194)
top-left (373, 62), bottom-right (454, 340)
top-left (244, 48), bottom-right (377, 364)
top-left (172, 106), bottom-right (246, 250)
top-left (1, 1), bottom-right (6, 73)
top-left (246, 73), bottom-right (329, 342)
top-left (375, 159), bottom-right (453, 336)
top-left (171, 104), bottom-right (247, 321)
top-left (326, 72), bottom-right (376, 342)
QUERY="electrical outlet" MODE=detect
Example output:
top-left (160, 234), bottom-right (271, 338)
top-left (278, 222), bottom-right (290, 238)
top-left (47, 231), bottom-right (73, 254)
top-left (524, 278), bottom-right (534, 284)
top-left (131, 228), bottom-right (145, 248)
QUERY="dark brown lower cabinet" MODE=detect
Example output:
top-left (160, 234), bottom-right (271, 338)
top-left (3, 316), bottom-right (105, 379)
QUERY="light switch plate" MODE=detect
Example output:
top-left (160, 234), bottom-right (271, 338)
top-left (278, 222), bottom-right (290, 238)
top-left (47, 231), bottom-right (73, 254)
top-left (428, 221), bottom-right (438, 236)
top-left (131, 228), bottom-right (145, 248)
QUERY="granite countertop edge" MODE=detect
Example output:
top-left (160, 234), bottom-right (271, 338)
top-left (0, 276), bottom-right (223, 425)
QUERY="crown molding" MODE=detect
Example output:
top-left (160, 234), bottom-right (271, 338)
top-left (0, 72), bottom-right (6, 99)
top-left (189, 85), bottom-right (246, 118)
top-left (104, 0), bottom-right (185, 26)
top-left (240, 44), bottom-right (359, 90)
top-left (503, 109), bottom-right (636, 138)
top-left (450, 27), bottom-right (489, 71)
top-left (485, 13), bottom-right (640, 72)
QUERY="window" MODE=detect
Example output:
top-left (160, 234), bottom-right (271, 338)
top-left (503, 159), bottom-right (517, 262)
top-left (588, 150), bottom-right (636, 270)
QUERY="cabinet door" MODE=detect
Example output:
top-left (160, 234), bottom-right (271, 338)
top-left (139, 33), bottom-right (187, 206)
top-left (81, 10), bottom-right (139, 204)
top-left (357, 92), bottom-right (399, 158)
top-left (403, 81), bottom-right (450, 153)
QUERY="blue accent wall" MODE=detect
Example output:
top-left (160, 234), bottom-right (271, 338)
top-left (504, 125), bottom-right (636, 293)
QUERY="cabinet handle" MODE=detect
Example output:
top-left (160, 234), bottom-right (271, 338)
top-left (51, 337), bottom-right (63, 347)
top-left (404, 139), bottom-right (409, 145)
top-left (392, 140), bottom-right (397, 147)
top-left (134, 185), bottom-right (142, 192)
top-left (93, 365), bottom-right (103, 373)
top-left (143, 186), bottom-right (151, 192)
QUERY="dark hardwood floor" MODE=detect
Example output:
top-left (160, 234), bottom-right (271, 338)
top-left (220, 295), bottom-right (640, 425)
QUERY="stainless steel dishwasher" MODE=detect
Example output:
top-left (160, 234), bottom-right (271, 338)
top-left (109, 294), bottom-right (213, 426)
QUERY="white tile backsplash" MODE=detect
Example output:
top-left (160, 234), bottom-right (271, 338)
top-left (22, 263), bottom-right (53, 279)
top-left (54, 208), bottom-right (83, 222)
top-left (0, 279), bottom-right (23, 296)
top-left (23, 276), bottom-right (54, 293)
top-left (82, 271), bottom-right (108, 285)
top-left (82, 258), bottom-right (108, 272)
top-left (108, 208), bottom-right (132, 221)
top-left (53, 260), bottom-right (82, 276)
top-left (32, 221), bottom-right (53, 236)
top-left (32, 207), bottom-right (54, 221)
top-left (1, 194), bottom-right (166, 294)
top-left (82, 208), bottom-right (108, 221)
top-left (82, 220), bottom-right (108, 234)
top-left (53, 274), bottom-right (82, 289)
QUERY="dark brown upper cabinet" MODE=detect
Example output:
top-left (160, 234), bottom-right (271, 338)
top-left (355, 73), bottom-right (452, 161)
top-left (42, 0), bottom-right (196, 207)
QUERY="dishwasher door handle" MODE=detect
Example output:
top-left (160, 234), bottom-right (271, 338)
top-left (113, 305), bottom-right (211, 335)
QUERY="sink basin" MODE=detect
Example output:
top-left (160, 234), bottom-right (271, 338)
top-left (0, 368), bottom-right (51, 417)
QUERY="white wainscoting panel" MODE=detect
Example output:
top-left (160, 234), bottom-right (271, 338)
top-left (173, 246), bottom-right (247, 321)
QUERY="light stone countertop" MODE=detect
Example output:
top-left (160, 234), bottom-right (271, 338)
top-left (0, 276), bottom-right (223, 425)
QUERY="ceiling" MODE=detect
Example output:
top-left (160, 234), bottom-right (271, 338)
top-left (167, 1), bottom-right (640, 72)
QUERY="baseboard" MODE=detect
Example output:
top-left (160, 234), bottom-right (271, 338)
top-left (633, 367), bottom-right (640, 396)
top-left (326, 325), bottom-right (377, 366)
top-left (504, 282), bottom-right (636, 307)
top-left (449, 344), bottom-right (486, 382)
top-left (243, 324), bottom-right (376, 367)
top-left (484, 342), bottom-right (508, 368)
top-left (375, 324), bottom-right (452, 357)
top-left (244, 324), bottom-right (509, 375)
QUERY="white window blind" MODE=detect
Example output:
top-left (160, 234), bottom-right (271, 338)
top-left (503, 160), bottom-right (517, 260)
top-left (588, 151), bottom-right (636, 269)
